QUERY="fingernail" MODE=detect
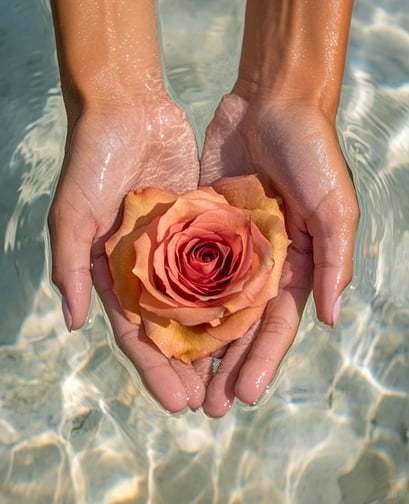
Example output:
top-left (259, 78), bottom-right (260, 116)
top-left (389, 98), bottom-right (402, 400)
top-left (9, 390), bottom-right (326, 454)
top-left (62, 297), bottom-right (72, 332)
top-left (333, 295), bottom-right (342, 327)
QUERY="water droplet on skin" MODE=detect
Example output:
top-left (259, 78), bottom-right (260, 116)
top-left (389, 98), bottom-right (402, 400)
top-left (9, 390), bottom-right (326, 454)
top-left (223, 399), bottom-right (232, 409)
top-left (98, 152), bottom-right (111, 192)
top-left (254, 369), bottom-right (267, 389)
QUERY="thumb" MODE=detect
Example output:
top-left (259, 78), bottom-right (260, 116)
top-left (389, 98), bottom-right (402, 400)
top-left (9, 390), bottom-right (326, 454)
top-left (48, 202), bottom-right (95, 330)
top-left (307, 187), bottom-right (359, 326)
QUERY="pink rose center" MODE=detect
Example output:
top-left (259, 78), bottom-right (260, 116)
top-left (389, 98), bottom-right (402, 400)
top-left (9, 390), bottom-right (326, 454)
top-left (184, 241), bottom-right (232, 276)
top-left (173, 237), bottom-right (239, 299)
top-left (153, 222), bottom-right (250, 303)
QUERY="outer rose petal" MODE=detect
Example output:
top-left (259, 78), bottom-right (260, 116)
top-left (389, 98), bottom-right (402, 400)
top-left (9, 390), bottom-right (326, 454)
top-left (140, 308), bottom-right (228, 363)
top-left (106, 187), bottom-right (179, 323)
top-left (211, 175), bottom-right (290, 303)
top-left (212, 174), bottom-right (284, 219)
top-left (105, 225), bottom-right (142, 324)
top-left (155, 195), bottom-right (236, 243)
top-left (205, 304), bottom-right (266, 342)
top-left (139, 286), bottom-right (226, 327)
top-left (248, 208), bottom-right (290, 299)
top-left (118, 186), bottom-right (180, 233)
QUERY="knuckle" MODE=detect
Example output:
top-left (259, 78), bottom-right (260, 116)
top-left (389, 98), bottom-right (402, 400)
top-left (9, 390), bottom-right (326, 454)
top-left (261, 314), bottom-right (295, 340)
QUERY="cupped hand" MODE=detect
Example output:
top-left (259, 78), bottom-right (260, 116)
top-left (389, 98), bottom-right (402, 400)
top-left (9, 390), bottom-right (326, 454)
top-left (48, 94), bottom-right (211, 412)
top-left (200, 92), bottom-right (359, 417)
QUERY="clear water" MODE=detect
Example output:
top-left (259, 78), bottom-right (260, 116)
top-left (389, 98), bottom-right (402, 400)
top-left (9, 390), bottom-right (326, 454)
top-left (1, 1), bottom-right (408, 502)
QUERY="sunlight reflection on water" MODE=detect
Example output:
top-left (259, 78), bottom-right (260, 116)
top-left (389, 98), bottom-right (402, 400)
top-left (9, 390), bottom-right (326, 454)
top-left (1, 0), bottom-right (409, 503)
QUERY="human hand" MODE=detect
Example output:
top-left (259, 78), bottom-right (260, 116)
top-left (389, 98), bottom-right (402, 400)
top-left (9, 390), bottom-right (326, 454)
top-left (199, 93), bottom-right (359, 417)
top-left (48, 95), bottom-right (214, 412)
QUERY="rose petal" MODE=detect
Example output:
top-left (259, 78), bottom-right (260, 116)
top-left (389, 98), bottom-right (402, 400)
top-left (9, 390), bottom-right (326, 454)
top-left (212, 174), bottom-right (284, 218)
top-left (106, 227), bottom-right (142, 324)
top-left (160, 228), bottom-right (246, 301)
top-left (219, 220), bottom-right (274, 314)
top-left (154, 206), bottom-right (255, 304)
top-left (141, 308), bottom-right (228, 363)
top-left (247, 208), bottom-right (291, 299)
top-left (155, 194), bottom-right (229, 243)
top-left (133, 231), bottom-right (228, 325)
top-left (206, 304), bottom-right (266, 342)
top-left (106, 187), bottom-right (180, 322)
top-left (106, 176), bottom-right (290, 364)
top-left (139, 287), bottom-right (226, 326)
top-left (120, 186), bottom-right (179, 234)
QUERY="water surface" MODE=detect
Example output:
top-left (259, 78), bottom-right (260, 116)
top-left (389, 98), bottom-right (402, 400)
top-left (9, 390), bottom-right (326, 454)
top-left (1, 1), bottom-right (408, 502)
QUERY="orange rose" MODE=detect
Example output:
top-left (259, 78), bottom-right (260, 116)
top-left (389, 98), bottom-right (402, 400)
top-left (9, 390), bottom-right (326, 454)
top-left (106, 175), bottom-right (290, 363)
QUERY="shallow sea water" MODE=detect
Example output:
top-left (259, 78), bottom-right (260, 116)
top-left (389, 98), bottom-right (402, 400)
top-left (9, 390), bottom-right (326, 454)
top-left (1, 1), bottom-right (409, 503)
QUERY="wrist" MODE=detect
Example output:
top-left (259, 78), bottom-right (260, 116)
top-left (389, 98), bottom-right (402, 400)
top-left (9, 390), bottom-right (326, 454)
top-left (62, 87), bottom-right (174, 127)
top-left (231, 78), bottom-right (340, 121)
top-left (235, 0), bottom-right (354, 119)
top-left (52, 0), bottom-right (165, 110)
top-left (61, 69), bottom-right (165, 114)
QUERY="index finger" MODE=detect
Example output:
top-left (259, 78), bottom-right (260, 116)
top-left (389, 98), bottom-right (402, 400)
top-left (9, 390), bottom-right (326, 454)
top-left (234, 244), bottom-right (312, 406)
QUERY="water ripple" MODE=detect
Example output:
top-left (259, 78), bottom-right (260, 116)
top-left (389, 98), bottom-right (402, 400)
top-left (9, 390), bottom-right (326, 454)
top-left (1, 1), bottom-right (409, 503)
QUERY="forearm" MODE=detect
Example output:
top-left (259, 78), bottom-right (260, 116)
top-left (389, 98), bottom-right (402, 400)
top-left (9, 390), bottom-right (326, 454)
top-left (235, 0), bottom-right (354, 118)
top-left (51, 0), bottom-right (164, 113)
